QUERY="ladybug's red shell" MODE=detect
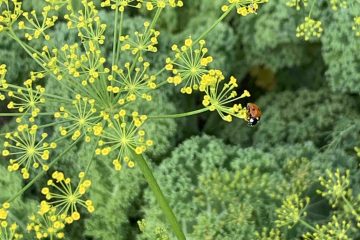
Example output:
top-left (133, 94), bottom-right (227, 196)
top-left (246, 103), bottom-right (262, 126)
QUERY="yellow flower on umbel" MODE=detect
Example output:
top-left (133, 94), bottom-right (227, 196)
top-left (96, 110), bottom-right (152, 169)
top-left (0, 0), bottom-right (23, 33)
top-left (286, 0), bottom-right (308, 10)
top-left (2, 124), bottom-right (57, 179)
top-left (0, 72), bottom-right (46, 123)
top-left (54, 95), bottom-right (101, 142)
top-left (20, 6), bottom-right (58, 41)
top-left (221, 0), bottom-right (268, 16)
top-left (353, 17), bottom-right (360, 37)
top-left (143, 0), bottom-right (183, 11)
top-left (296, 17), bottom-right (323, 41)
top-left (27, 205), bottom-right (65, 239)
top-left (108, 61), bottom-right (156, 105)
top-left (166, 39), bottom-right (213, 94)
top-left (120, 21), bottom-right (160, 55)
top-left (199, 69), bottom-right (250, 122)
top-left (41, 171), bottom-right (94, 224)
top-left (101, 0), bottom-right (142, 12)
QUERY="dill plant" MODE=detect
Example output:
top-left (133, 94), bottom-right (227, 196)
top-left (0, 0), bottom-right (269, 239)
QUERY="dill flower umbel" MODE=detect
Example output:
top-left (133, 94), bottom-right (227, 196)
top-left (303, 216), bottom-right (351, 240)
top-left (54, 95), bottom-right (101, 142)
top-left (166, 39), bottom-right (213, 94)
top-left (96, 110), bottom-right (152, 170)
top-left (0, 203), bottom-right (23, 240)
top-left (101, 0), bottom-right (142, 12)
top-left (2, 124), bottom-right (57, 179)
top-left (41, 171), bottom-right (94, 224)
top-left (275, 194), bottom-right (310, 228)
top-left (18, 6), bottom-right (58, 41)
top-left (143, 0), bottom-right (184, 11)
top-left (119, 21), bottom-right (160, 55)
top-left (108, 61), bottom-right (156, 104)
top-left (0, 0), bottom-right (23, 33)
top-left (221, 0), bottom-right (268, 16)
top-left (317, 169), bottom-right (351, 208)
top-left (199, 69), bottom-right (250, 122)
top-left (353, 17), bottom-right (360, 37)
top-left (286, 0), bottom-right (308, 10)
top-left (27, 206), bottom-right (65, 239)
top-left (296, 17), bottom-right (323, 41)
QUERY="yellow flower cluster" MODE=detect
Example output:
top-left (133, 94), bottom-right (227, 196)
top-left (27, 205), bottom-right (65, 239)
top-left (36, 43), bottom-right (109, 86)
top-left (317, 169), bottom-right (351, 208)
top-left (65, 0), bottom-right (107, 44)
top-left (353, 17), bottom-right (360, 37)
top-left (41, 171), bottom-right (94, 224)
top-left (5, 79), bottom-right (45, 123)
top-left (166, 39), bottom-right (213, 94)
top-left (329, 0), bottom-right (347, 11)
top-left (120, 21), bottom-right (160, 55)
top-left (108, 62), bottom-right (156, 104)
top-left (221, 0), bottom-right (268, 16)
top-left (143, 0), bottom-right (183, 11)
top-left (0, 203), bottom-right (22, 239)
top-left (18, 6), bottom-right (58, 41)
top-left (275, 194), bottom-right (310, 228)
top-left (303, 216), bottom-right (351, 240)
top-left (296, 17), bottom-right (323, 41)
top-left (101, 0), bottom-right (142, 12)
top-left (286, 0), bottom-right (308, 10)
top-left (54, 95), bottom-right (101, 142)
top-left (0, 0), bottom-right (23, 33)
top-left (101, 0), bottom-right (183, 11)
top-left (199, 70), bottom-right (250, 122)
top-left (0, 64), bottom-right (8, 101)
top-left (96, 110), bottom-right (153, 170)
top-left (2, 124), bottom-right (57, 179)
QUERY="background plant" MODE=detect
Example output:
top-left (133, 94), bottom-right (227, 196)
top-left (0, 0), bottom-right (359, 239)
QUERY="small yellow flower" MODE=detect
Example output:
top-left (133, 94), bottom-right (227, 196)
top-left (166, 39), bottom-right (212, 94)
top-left (41, 171), bottom-right (94, 221)
top-left (199, 70), bottom-right (250, 122)
top-left (109, 61), bottom-right (156, 105)
top-left (55, 95), bottom-right (101, 141)
top-left (286, 0), bottom-right (308, 10)
top-left (221, 0), bottom-right (268, 15)
top-left (296, 17), bottom-right (323, 41)
top-left (27, 205), bottom-right (65, 239)
top-left (101, 0), bottom-right (142, 12)
top-left (97, 110), bottom-right (151, 170)
top-left (119, 21), bottom-right (160, 54)
top-left (2, 124), bottom-right (56, 179)
top-left (353, 17), bottom-right (360, 37)
top-left (20, 6), bottom-right (58, 41)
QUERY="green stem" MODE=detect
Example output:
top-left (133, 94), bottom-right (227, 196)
top-left (308, 0), bottom-right (317, 17)
top-left (148, 108), bottom-right (208, 119)
top-left (0, 112), bottom-right (54, 117)
top-left (342, 195), bottom-right (360, 219)
top-left (194, 4), bottom-right (235, 43)
top-left (132, 153), bottom-right (185, 240)
top-left (111, 3), bottom-right (119, 72)
top-left (6, 138), bottom-right (80, 203)
top-left (299, 219), bottom-right (316, 232)
top-left (155, 5), bottom-right (234, 77)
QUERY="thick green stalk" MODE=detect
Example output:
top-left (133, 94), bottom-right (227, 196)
top-left (149, 108), bottom-right (208, 119)
top-left (132, 153), bottom-right (186, 240)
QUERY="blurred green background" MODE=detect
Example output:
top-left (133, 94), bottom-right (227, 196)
top-left (1, 0), bottom-right (360, 239)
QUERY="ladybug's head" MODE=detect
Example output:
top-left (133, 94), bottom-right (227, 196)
top-left (248, 117), bottom-right (260, 126)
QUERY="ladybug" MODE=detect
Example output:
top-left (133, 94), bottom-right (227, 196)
top-left (246, 103), bottom-right (262, 126)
